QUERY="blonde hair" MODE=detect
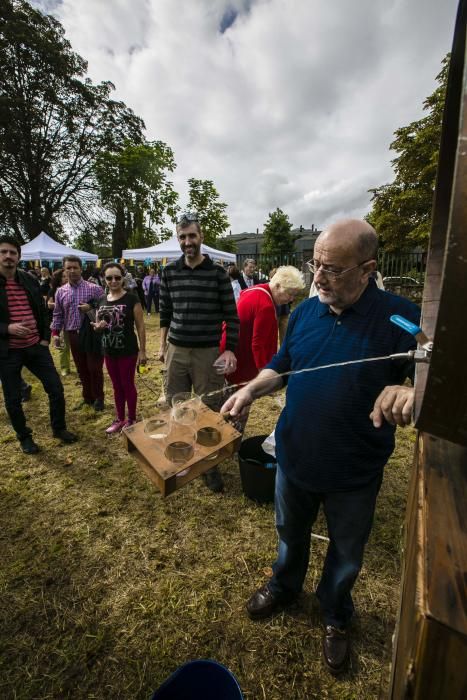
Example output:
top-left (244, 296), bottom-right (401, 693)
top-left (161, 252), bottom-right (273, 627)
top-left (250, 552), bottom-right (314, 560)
top-left (269, 265), bottom-right (305, 292)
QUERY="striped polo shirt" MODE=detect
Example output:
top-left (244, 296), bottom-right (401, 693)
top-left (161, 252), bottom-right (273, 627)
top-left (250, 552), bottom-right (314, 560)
top-left (160, 255), bottom-right (239, 350)
top-left (5, 278), bottom-right (40, 348)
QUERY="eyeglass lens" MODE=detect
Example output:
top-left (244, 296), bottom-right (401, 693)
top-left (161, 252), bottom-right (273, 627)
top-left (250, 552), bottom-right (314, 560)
top-left (105, 275), bottom-right (122, 280)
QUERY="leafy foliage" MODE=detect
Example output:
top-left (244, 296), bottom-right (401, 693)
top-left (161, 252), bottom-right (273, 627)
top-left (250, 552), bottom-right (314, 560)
top-left (367, 55), bottom-right (449, 251)
top-left (95, 141), bottom-right (179, 256)
top-left (0, 0), bottom-right (143, 242)
top-left (73, 221), bottom-right (112, 259)
top-left (186, 178), bottom-right (229, 247)
top-left (261, 208), bottom-right (295, 255)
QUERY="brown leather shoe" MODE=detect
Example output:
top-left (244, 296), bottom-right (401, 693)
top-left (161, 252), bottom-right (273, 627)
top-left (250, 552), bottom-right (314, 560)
top-left (246, 584), bottom-right (294, 620)
top-left (322, 625), bottom-right (349, 675)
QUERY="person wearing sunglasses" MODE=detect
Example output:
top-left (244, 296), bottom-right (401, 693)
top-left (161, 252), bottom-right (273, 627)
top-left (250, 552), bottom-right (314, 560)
top-left (93, 262), bottom-right (147, 434)
top-left (159, 212), bottom-right (239, 493)
top-left (222, 219), bottom-right (420, 675)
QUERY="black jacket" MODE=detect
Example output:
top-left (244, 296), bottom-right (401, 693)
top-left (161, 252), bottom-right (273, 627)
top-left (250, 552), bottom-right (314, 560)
top-left (238, 273), bottom-right (259, 290)
top-left (0, 269), bottom-right (51, 358)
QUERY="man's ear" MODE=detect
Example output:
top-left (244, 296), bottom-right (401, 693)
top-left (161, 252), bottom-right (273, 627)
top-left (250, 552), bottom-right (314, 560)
top-left (361, 259), bottom-right (377, 278)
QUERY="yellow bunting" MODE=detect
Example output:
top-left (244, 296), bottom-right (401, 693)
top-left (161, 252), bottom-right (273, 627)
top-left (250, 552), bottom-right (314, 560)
top-left (130, 259), bottom-right (134, 266)
top-left (96, 259), bottom-right (102, 268)
top-left (120, 258), bottom-right (125, 264)
top-left (162, 258), bottom-right (167, 265)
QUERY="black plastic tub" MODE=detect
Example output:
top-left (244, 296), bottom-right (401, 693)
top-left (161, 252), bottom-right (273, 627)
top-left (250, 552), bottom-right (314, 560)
top-left (238, 435), bottom-right (277, 504)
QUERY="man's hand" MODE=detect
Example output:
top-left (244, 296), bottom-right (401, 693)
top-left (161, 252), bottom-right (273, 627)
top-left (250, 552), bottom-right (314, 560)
top-left (39, 339), bottom-right (49, 347)
top-left (8, 323), bottom-right (34, 338)
top-left (138, 350), bottom-right (147, 365)
top-left (78, 303), bottom-right (91, 313)
top-left (221, 386), bottom-right (254, 418)
top-left (370, 385), bottom-right (415, 428)
top-left (214, 350), bottom-right (237, 375)
top-left (158, 342), bottom-right (168, 363)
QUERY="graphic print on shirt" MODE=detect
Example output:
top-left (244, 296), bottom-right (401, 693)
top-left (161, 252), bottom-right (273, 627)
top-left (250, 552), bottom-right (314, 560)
top-left (97, 304), bottom-right (127, 350)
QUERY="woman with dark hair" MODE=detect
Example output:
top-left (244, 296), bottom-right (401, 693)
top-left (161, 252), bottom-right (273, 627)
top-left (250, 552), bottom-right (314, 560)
top-left (47, 268), bottom-right (71, 376)
top-left (93, 262), bottom-right (147, 433)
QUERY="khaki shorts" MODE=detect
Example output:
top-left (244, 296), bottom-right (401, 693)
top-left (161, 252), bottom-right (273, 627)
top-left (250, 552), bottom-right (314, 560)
top-left (165, 343), bottom-right (225, 411)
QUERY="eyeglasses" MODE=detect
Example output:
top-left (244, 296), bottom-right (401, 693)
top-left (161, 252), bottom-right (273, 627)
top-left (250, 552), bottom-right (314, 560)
top-left (305, 259), bottom-right (371, 281)
top-left (105, 275), bottom-right (122, 281)
top-left (177, 211), bottom-right (199, 224)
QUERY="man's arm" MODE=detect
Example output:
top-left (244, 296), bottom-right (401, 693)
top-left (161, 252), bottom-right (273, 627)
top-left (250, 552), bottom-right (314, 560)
top-left (158, 327), bottom-right (169, 362)
top-left (221, 368), bottom-right (283, 417)
top-left (158, 270), bottom-right (172, 361)
top-left (50, 288), bottom-right (64, 332)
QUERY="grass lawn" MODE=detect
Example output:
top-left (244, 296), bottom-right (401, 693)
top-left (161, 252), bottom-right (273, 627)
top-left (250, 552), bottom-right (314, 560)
top-left (0, 314), bottom-right (415, 699)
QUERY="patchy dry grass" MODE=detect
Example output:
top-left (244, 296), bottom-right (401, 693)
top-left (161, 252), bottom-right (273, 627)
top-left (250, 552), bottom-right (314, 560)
top-left (0, 315), bottom-right (415, 699)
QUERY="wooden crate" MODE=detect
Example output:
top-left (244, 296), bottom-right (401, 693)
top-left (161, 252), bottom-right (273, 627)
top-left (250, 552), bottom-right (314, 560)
top-left (122, 403), bottom-right (242, 497)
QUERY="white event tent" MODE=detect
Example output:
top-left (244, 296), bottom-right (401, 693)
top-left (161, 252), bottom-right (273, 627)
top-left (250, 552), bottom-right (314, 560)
top-left (122, 235), bottom-right (236, 264)
top-left (20, 231), bottom-right (98, 262)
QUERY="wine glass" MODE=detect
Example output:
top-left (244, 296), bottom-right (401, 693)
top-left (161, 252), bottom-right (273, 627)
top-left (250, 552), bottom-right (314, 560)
top-left (143, 409), bottom-right (171, 441)
top-left (171, 392), bottom-right (201, 426)
top-left (164, 423), bottom-right (197, 476)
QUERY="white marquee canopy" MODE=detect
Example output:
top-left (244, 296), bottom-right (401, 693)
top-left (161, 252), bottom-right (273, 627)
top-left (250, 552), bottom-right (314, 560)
top-left (122, 235), bottom-right (236, 264)
top-left (20, 231), bottom-right (98, 262)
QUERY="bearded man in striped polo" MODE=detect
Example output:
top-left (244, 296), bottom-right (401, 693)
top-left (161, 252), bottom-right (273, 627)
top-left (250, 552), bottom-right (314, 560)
top-left (158, 213), bottom-right (239, 493)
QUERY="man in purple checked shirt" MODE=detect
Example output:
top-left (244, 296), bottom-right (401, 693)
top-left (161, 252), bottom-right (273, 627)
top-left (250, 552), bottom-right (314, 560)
top-left (51, 255), bottom-right (105, 410)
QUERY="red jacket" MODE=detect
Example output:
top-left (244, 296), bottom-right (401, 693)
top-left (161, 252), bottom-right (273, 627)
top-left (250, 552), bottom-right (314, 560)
top-left (220, 283), bottom-right (278, 385)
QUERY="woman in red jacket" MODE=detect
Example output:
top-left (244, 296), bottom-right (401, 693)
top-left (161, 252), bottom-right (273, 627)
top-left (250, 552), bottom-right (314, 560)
top-left (220, 266), bottom-right (305, 429)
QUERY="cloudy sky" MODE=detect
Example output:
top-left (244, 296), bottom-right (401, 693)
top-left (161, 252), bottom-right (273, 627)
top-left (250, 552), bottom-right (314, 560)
top-left (33, 0), bottom-right (459, 234)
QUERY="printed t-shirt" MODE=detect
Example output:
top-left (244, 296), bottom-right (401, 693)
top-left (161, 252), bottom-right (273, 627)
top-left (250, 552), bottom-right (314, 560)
top-left (97, 292), bottom-right (139, 357)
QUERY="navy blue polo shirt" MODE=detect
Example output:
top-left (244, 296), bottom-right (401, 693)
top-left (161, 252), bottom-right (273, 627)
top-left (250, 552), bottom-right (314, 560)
top-left (267, 281), bottom-right (421, 491)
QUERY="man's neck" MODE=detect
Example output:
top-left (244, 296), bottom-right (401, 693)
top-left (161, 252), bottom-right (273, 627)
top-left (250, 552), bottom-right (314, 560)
top-left (0, 267), bottom-right (16, 280)
top-left (184, 253), bottom-right (204, 269)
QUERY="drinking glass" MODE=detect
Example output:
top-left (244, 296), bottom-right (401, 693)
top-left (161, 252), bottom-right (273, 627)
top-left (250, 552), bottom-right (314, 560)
top-left (171, 392), bottom-right (201, 425)
top-left (143, 409), bottom-right (171, 441)
top-left (164, 423), bottom-right (197, 474)
top-left (197, 426), bottom-right (222, 461)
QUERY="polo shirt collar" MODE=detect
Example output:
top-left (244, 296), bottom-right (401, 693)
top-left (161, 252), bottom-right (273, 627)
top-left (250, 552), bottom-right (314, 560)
top-left (175, 254), bottom-right (213, 271)
top-left (317, 278), bottom-right (378, 317)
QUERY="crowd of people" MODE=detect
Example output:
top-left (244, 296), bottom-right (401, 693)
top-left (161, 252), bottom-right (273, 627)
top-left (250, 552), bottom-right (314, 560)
top-left (0, 215), bottom-right (420, 675)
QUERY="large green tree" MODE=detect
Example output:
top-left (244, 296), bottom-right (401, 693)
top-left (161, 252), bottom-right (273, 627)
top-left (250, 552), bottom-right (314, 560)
top-left (0, 0), bottom-right (143, 242)
top-left (261, 207), bottom-right (295, 255)
top-left (186, 178), bottom-right (230, 248)
top-left (367, 55), bottom-right (449, 251)
top-left (95, 141), bottom-right (179, 257)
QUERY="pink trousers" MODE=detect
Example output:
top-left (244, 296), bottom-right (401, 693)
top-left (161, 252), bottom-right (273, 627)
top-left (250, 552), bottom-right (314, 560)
top-left (104, 354), bottom-right (138, 421)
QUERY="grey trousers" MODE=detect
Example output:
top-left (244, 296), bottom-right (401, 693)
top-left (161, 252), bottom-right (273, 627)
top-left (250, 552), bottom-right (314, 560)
top-left (165, 343), bottom-right (225, 411)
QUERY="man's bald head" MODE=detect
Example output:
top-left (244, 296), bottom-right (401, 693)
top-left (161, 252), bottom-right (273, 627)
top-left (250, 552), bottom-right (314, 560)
top-left (318, 219), bottom-right (378, 264)
top-left (312, 219), bottom-right (379, 313)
